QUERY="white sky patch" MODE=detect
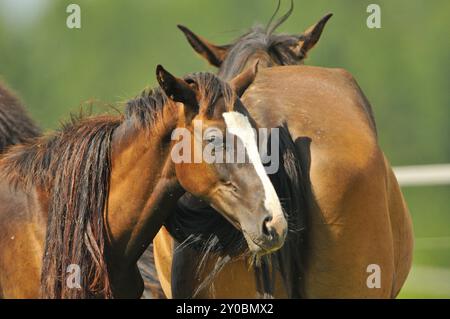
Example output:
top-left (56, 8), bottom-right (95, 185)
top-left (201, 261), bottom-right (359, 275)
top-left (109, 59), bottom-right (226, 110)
top-left (222, 111), bottom-right (284, 220)
top-left (0, 0), bottom-right (50, 30)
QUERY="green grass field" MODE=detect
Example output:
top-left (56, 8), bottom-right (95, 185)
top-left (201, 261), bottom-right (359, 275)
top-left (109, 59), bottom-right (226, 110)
top-left (397, 186), bottom-right (450, 298)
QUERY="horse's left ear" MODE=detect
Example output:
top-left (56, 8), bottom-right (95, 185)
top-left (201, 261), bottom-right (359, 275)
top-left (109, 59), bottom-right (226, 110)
top-left (230, 60), bottom-right (259, 97)
top-left (294, 13), bottom-right (333, 59)
top-left (178, 25), bottom-right (231, 67)
top-left (156, 65), bottom-right (199, 122)
top-left (156, 65), bottom-right (198, 112)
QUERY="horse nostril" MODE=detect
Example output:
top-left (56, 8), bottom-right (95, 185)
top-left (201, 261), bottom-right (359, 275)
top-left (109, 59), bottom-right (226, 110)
top-left (262, 215), bottom-right (273, 237)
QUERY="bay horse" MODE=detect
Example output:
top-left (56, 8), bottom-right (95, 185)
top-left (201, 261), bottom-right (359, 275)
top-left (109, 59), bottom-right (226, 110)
top-left (153, 7), bottom-right (413, 298)
top-left (0, 80), bottom-right (40, 153)
top-left (0, 65), bottom-right (288, 298)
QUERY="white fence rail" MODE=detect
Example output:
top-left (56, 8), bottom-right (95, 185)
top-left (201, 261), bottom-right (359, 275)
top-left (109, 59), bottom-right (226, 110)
top-left (394, 164), bottom-right (450, 186)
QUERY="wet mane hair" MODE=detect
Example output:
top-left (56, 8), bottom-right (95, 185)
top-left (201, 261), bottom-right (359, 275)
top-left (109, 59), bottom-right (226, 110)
top-left (0, 71), bottom-right (235, 298)
top-left (0, 82), bottom-right (41, 153)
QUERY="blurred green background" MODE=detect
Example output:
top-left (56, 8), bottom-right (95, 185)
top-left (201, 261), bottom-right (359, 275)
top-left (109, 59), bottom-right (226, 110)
top-left (0, 0), bottom-right (448, 298)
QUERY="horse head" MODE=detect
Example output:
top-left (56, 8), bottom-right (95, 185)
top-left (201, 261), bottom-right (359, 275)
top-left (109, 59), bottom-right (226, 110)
top-left (156, 64), bottom-right (287, 254)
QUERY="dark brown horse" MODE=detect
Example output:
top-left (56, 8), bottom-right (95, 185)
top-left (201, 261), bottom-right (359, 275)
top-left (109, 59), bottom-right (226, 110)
top-left (153, 7), bottom-right (413, 298)
top-left (0, 80), bottom-right (40, 153)
top-left (0, 65), bottom-right (287, 298)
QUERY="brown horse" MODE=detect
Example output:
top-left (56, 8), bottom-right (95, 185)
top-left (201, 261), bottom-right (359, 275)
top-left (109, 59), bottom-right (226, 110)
top-left (0, 65), bottom-right (287, 298)
top-left (153, 8), bottom-right (413, 298)
top-left (0, 80), bottom-right (40, 153)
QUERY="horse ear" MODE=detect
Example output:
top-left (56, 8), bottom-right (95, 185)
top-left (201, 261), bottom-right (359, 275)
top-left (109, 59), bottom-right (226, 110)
top-left (156, 65), bottom-right (198, 117)
top-left (177, 25), bottom-right (230, 67)
top-left (230, 60), bottom-right (259, 97)
top-left (295, 13), bottom-right (333, 59)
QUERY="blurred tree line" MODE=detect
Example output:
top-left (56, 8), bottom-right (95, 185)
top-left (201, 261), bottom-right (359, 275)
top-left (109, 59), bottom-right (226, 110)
top-left (0, 0), bottom-right (448, 166)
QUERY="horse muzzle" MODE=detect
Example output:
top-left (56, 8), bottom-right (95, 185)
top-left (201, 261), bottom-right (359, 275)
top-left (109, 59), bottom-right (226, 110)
top-left (242, 212), bottom-right (287, 255)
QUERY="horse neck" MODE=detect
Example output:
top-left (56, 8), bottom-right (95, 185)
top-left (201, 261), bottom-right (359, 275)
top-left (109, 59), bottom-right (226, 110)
top-left (106, 115), bottom-right (183, 268)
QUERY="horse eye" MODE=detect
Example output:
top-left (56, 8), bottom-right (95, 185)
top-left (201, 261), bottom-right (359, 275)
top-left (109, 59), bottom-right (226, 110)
top-left (208, 135), bottom-right (224, 148)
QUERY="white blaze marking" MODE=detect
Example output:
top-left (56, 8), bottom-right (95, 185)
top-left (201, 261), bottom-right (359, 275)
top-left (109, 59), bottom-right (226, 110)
top-left (222, 112), bottom-right (284, 220)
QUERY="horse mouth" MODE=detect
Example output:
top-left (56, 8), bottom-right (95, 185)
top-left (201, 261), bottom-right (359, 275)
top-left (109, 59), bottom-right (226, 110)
top-left (242, 231), bottom-right (280, 256)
